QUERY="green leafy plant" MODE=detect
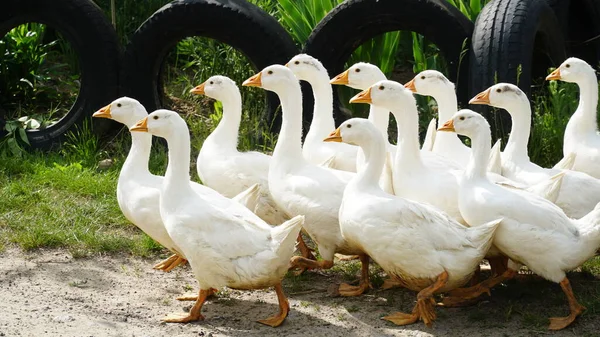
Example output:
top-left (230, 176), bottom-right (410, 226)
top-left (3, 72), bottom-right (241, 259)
top-left (0, 117), bottom-right (33, 157)
top-left (446, 0), bottom-right (487, 21)
top-left (0, 23), bottom-right (55, 108)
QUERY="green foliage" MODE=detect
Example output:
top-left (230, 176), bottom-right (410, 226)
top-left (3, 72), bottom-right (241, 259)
top-left (0, 117), bottom-right (33, 157)
top-left (0, 23), bottom-right (55, 107)
top-left (276, 0), bottom-right (399, 77)
top-left (446, 0), bottom-right (487, 21)
top-left (529, 79), bottom-right (581, 168)
top-left (60, 119), bottom-right (100, 168)
top-left (410, 32), bottom-right (447, 74)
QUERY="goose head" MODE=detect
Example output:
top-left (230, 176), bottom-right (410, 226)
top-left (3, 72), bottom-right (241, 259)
top-left (331, 62), bottom-right (386, 90)
top-left (439, 109), bottom-right (489, 139)
top-left (546, 57), bottom-right (596, 84)
top-left (93, 97), bottom-right (147, 128)
top-left (469, 83), bottom-right (529, 114)
top-left (130, 109), bottom-right (185, 139)
top-left (189, 75), bottom-right (239, 102)
top-left (285, 54), bottom-right (329, 82)
top-left (405, 70), bottom-right (455, 97)
top-left (243, 64), bottom-right (299, 95)
top-left (324, 118), bottom-right (380, 147)
top-left (350, 80), bottom-right (414, 113)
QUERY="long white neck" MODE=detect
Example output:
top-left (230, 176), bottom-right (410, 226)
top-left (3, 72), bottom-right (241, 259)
top-left (121, 131), bottom-right (153, 178)
top-left (164, 127), bottom-right (194, 194)
top-left (204, 92), bottom-right (242, 152)
top-left (430, 88), bottom-right (466, 150)
top-left (464, 126), bottom-right (492, 180)
top-left (567, 72), bottom-right (599, 136)
top-left (304, 72), bottom-right (336, 144)
top-left (352, 132), bottom-right (387, 190)
top-left (503, 101), bottom-right (531, 162)
top-left (391, 102), bottom-right (424, 172)
top-left (272, 81), bottom-right (306, 166)
top-left (367, 105), bottom-right (390, 141)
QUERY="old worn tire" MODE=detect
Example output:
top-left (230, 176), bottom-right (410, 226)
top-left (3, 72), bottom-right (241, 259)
top-left (121, 0), bottom-right (298, 132)
top-left (303, 0), bottom-right (473, 126)
top-left (0, 0), bottom-right (120, 150)
top-left (468, 0), bottom-right (566, 136)
top-left (546, 0), bottom-right (600, 65)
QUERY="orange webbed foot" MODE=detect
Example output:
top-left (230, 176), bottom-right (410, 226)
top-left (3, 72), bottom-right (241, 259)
top-left (154, 254), bottom-right (187, 272)
top-left (162, 312), bottom-right (204, 323)
top-left (338, 281), bottom-right (371, 297)
top-left (257, 283), bottom-right (290, 327)
top-left (381, 278), bottom-right (402, 290)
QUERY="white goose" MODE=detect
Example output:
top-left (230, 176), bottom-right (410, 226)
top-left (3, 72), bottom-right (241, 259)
top-left (471, 83), bottom-right (600, 218)
top-left (329, 63), bottom-right (451, 192)
top-left (330, 117), bottom-right (501, 327)
top-left (191, 76), bottom-right (288, 225)
top-left (438, 109), bottom-right (600, 331)
top-left (92, 97), bottom-right (260, 272)
top-left (285, 54), bottom-right (358, 172)
top-left (130, 109), bottom-right (304, 327)
top-left (547, 57), bottom-right (600, 179)
top-left (243, 65), bottom-right (367, 294)
top-left (350, 80), bottom-right (466, 223)
top-left (330, 62), bottom-right (395, 193)
top-left (350, 81), bottom-right (562, 225)
top-left (405, 70), bottom-right (471, 166)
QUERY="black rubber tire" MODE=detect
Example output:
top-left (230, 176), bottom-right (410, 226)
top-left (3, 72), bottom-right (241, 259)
top-left (0, 0), bottom-right (120, 150)
top-left (121, 0), bottom-right (298, 133)
top-left (302, 0), bottom-right (473, 126)
top-left (546, 0), bottom-right (600, 66)
top-left (468, 0), bottom-right (566, 137)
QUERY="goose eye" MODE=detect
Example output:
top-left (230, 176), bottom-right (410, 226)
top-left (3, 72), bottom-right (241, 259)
top-left (459, 116), bottom-right (465, 121)
top-left (267, 70), bottom-right (273, 75)
top-left (496, 88), bottom-right (502, 93)
top-left (347, 124), bottom-right (352, 128)
top-left (117, 103), bottom-right (122, 108)
top-left (565, 64), bottom-right (570, 68)
top-left (153, 116), bottom-right (159, 120)
top-left (378, 85), bottom-right (385, 90)
top-left (209, 81), bottom-right (213, 85)
top-left (355, 69), bottom-right (360, 73)
top-left (420, 76), bottom-right (425, 80)
top-left (294, 61), bottom-right (299, 65)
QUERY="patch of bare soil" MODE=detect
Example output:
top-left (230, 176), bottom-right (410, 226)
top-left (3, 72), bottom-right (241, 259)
top-left (1, 249), bottom-right (599, 337)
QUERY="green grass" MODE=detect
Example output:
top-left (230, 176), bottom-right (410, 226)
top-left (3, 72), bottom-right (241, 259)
top-left (0, 153), bottom-right (160, 257)
top-left (0, 127), bottom-right (165, 257)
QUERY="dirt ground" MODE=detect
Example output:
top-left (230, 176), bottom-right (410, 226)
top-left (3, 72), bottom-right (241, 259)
top-left (1, 249), bottom-right (599, 337)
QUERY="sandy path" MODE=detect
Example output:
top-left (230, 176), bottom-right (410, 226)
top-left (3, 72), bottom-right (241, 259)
top-left (1, 249), bottom-right (598, 337)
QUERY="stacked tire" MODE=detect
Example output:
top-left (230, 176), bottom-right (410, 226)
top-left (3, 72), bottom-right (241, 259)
top-left (2, 0), bottom-right (599, 148)
top-left (0, 0), bottom-right (120, 150)
top-left (120, 0), bottom-right (299, 131)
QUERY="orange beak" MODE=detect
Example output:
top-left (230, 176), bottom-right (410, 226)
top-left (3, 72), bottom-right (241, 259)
top-left (189, 82), bottom-right (206, 95)
top-left (323, 128), bottom-right (342, 142)
top-left (92, 104), bottom-right (112, 118)
top-left (242, 72), bottom-right (262, 87)
top-left (404, 78), bottom-right (417, 92)
top-left (469, 88), bottom-right (491, 105)
top-left (349, 87), bottom-right (372, 104)
top-left (437, 119), bottom-right (455, 132)
top-left (330, 70), bottom-right (349, 85)
top-left (546, 68), bottom-right (561, 81)
top-left (130, 117), bottom-right (148, 132)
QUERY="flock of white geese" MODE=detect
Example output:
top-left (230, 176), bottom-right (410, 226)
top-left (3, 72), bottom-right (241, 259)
top-left (92, 55), bottom-right (600, 330)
